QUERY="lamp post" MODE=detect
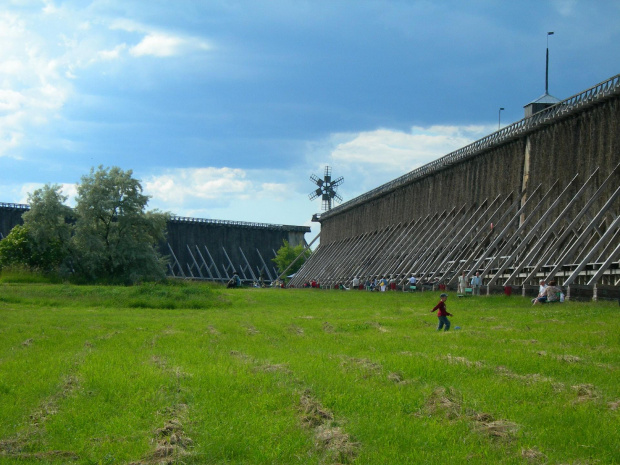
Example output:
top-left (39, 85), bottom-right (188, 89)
top-left (546, 31), bottom-right (554, 94)
top-left (498, 107), bottom-right (505, 130)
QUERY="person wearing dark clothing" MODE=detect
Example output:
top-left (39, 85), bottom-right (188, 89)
top-left (227, 273), bottom-right (241, 288)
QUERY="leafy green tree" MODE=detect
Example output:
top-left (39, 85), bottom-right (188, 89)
top-left (0, 225), bottom-right (35, 269)
top-left (22, 184), bottom-right (74, 271)
top-left (272, 239), bottom-right (311, 278)
top-left (0, 185), bottom-right (73, 272)
top-left (72, 166), bottom-right (170, 283)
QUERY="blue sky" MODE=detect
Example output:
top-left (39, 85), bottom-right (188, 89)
top-left (1, 0), bottom-right (619, 240)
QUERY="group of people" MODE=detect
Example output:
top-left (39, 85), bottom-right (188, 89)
top-left (457, 271), bottom-right (483, 295)
top-left (532, 280), bottom-right (564, 304)
top-left (346, 276), bottom-right (400, 291)
top-left (335, 274), bottom-right (482, 292)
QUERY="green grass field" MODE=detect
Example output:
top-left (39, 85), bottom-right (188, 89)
top-left (0, 281), bottom-right (618, 464)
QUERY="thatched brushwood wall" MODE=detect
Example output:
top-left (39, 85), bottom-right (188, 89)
top-left (0, 205), bottom-right (310, 281)
top-left (0, 204), bottom-right (28, 239)
top-left (319, 95), bottom-right (619, 245)
top-left (166, 218), bottom-right (309, 280)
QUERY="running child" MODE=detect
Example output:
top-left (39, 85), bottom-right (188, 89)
top-left (431, 293), bottom-right (453, 331)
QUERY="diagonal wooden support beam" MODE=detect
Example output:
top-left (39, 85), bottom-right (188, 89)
top-left (238, 247), bottom-right (257, 282)
top-left (503, 169), bottom-right (605, 285)
top-left (587, 233), bottom-right (620, 287)
top-left (221, 247), bottom-right (237, 279)
top-left (563, 215), bottom-right (620, 287)
top-left (186, 244), bottom-right (205, 278)
top-left (316, 236), bottom-right (358, 284)
top-left (202, 246), bottom-right (224, 281)
top-left (447, 192), bottom-right (520, 285)
top-left (167, 243), bottom-right (186, 278)
top-left (395, 213), bottom-right (441, 277)
top-left (546, 186), bottom-right (620, 282)
top-left (367, 224), bottom-right (406, 278)
top-left (193, 246), bottom-right (214, 280)
top-left (595, 228), bottom-right (620, 264)
top-left (371, 219), bottom-right (418, 279)
top-left (256, 248), bottom-right (274, 282)
top-left (425, 197), bottom-right (498, 283)
top-left (404, 210), bottom-right (451, 276)
top-left (290, 241), bottom-right (330, 286)
top-left (468, 183), bottom-right (545, 278)
top-left (331, 232), bottom-right (369, 282)
top-left (348, 231), bottom-right (383, 279)
top-left (479, 181), bottom-right (558, 281)
top-left (416, 204), bottom-right (471, 281)
top-left (328, 228), bottom-right (390, 285)
top-left (331, 230), bottom-right (382, 284)
top-left (311, 237), bottom-right (351, 282)
top-left (409, 206), bottom-right (462, 276)
top-left (487, 174), bottom-right (580, 286)
top-left (393, 215), bottom-right (434, 276)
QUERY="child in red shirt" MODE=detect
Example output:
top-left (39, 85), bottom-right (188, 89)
top-left (431, 293), bottom-right (453, 331)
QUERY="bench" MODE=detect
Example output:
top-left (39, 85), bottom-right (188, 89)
top-left (458, 288), bottom-right (473, 298)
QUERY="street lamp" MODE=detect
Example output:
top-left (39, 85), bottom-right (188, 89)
top-left (546, 32), bottom-right (554, 94)
top-left (498, 107), bottom-right (505, 130)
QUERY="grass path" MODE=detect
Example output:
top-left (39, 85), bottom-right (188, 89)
top-left (0, 282), bottom-right (618, 464)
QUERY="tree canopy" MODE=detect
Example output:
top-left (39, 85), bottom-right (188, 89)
top-left (22, 184), bottom-right (74, 271)
top-left (0, 167), bottom-right (170, 283)
top-left (272, 239), bottom-right (311, 279)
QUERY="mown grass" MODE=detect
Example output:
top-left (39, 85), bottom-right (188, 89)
top-left (0, 281), bottom-right (618, 464)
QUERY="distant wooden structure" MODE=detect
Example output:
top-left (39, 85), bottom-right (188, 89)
top-left (0, 206), bottom-right (309, 284)
top-left (291, 74), bottom-right (620, 300)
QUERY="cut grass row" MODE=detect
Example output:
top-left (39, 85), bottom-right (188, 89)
top-left (0, 282), bottom-right (618, 464)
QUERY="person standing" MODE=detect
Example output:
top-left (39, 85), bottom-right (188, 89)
top-left (458, 272), bottom-right (467, 294)
top-left (470, 272), bottom-right (482, 295)
top-left (431, 293), bottom-right (453, 331)
top-left (352, 276), bottom-right (360, 289)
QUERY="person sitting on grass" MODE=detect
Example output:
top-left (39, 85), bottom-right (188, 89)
top-left (431, 293), bottom-right (453, 331)
top-left (533, 280), bottom-right (562, 305)
top-left (227, 272), bottom-right (241, 288)
top-left (531, 280), bottom-right (547, 304)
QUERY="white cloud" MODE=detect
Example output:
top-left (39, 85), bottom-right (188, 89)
top-left (552, 0), bottom-right (578, 16)
top-left (0, 181), bottom-right (77, 207)
top-left (331, 125), bottom-right (490, 170)
top-left (142, 167), bottom-right (298, 218)
top-left (144, 167), bottom-right (251, 205)
top-left (130, 33), bottom-right (212, 57)
top-left (313, 125), bottom-right (493, 200)
top-left (110, 18), bottom-right (213, 58)
top-left (97, 44), bottom-right (127, 61)
top-left (42, 0), bottom-right (59, 15)
top-left (0, 89), bottom-right (25, 112)
top-left (130, 33), bottom-right (183, 57)
top-left (0, 5), bottom-right (213, 158)
top-left (139, 125), bottom-right (493, 224)
top-left (109, 18), bottom-right (148, 34)
top-left (0, 10), bottom-right (71, 157)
